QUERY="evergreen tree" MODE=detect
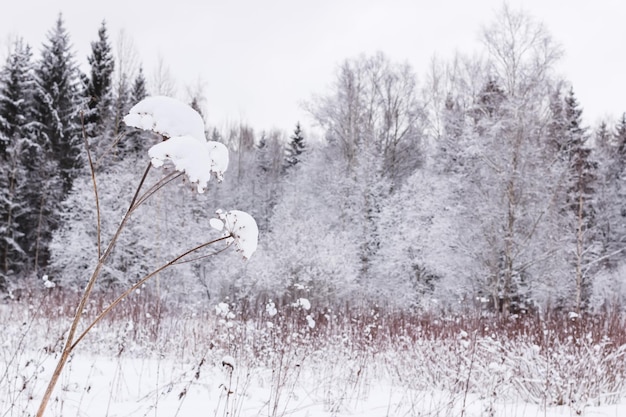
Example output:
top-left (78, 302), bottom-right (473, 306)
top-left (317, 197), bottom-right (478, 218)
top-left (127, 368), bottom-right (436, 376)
top-left (0, 39), bottom-right (37, 287)
top-left (130, 66), bottom-right (148, 105)
top-left (34, 14), bottom-right (84, 195)
top-left (615, 113), bottom-right (626, 157)
top-left (113, 73), bottom-right (131, 137)
top-left (0, 39), bottom-right (35, 154)
top-left (284, 122), bottom-right (305, 170)
top-left (14, 14), bottom-right (82, 274)
top-left (255, 130), bottom-right (285, 228)
top-left (595, 121), bottom-right (611, 150)
top-left (598, 114), bottom-right (626, 270)
top-left (471, 76), bottom-right (506, 124)
top-left (439, 94), bottom-right (466, 172)
top-left (116, 67), bottom-right (151, 155)
top-left (553, 87), bottom-right (598, 311)
top-left (84, 20), bottom-right (114, 137)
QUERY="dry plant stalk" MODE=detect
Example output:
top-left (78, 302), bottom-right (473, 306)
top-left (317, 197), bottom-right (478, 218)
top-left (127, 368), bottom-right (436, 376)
top-left (35, 115), bottom-right (235, 417)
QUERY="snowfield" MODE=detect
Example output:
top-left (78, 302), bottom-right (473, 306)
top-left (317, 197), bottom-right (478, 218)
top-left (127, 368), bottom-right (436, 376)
top-left (3, 298), bottom-right (626, 417)
top-left (6, 353), bottom-right (626, 417)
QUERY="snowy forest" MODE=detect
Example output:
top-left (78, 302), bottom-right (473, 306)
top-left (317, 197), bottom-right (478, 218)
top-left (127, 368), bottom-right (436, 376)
top-left (2, 8), bottom-right (626, 319)
top-left (6, 5), bottom-right (626, 417)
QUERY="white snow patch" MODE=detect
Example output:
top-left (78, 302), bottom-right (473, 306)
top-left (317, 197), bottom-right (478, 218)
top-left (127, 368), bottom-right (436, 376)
top-left (209, 218), bottom-right (224, 232)
top-left (123, 96), bottom-right (206, 142)
top-left (221, 355), bottom-right (235, 369)
top-left (213, 209), bottom-right (259, 259)
top-left (148, 137), bottom-right (229, 192)
top-left (293, 298), bottom-right (311, 310)
top-left (42, 274), bottom-right (55, 289)
top-left (266, 300), bottom-right (277, 317)
top-left (215, 302), bottom-right (230, 317)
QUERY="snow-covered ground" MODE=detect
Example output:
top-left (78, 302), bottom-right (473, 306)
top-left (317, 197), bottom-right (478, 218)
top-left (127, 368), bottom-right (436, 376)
top-left (3, 299), bottom-right (626, 417)
top-left (4, 351), bottom-right (626, 417)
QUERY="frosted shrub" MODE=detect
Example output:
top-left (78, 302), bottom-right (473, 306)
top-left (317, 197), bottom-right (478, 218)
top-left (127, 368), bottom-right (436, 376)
top-left (35, 96), bottom-right (258, 417)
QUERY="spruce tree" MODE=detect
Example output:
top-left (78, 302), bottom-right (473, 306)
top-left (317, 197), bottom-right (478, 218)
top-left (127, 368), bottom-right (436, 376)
top-left (284, 122), bottom-right (305, 170)
top-left (553, 87), bottom-right (597, 311)
top-left (0, 39), bottom-right (36, 287)
top-left (615, 113), bottom-right (626, 157)
top-left (84, 20), bottom-right (114, 137)
top-left (123, 66), bottom-right (149, 154)
top-left (131, 66), bottom-right (148, 105)
top-left (34, 14), bottom-right (84, 196)
top-left (0, 39), bottom-right (35, 154)
top-left (600, 114), bottom-right (626, 270)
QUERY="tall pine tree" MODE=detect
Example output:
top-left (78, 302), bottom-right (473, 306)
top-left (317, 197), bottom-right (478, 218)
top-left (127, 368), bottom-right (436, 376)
top-left (552, 87), bottom-right (598, 311)
top-left (284, 122), bottom-right (305, 171)
top-left (84, 20), bottom-right (114, 137)
top-left (131, 66), bottom-right (148, 105)
top-left (0, 39), bottom-right (37, 287)
top-left (34, 14), bottom-right (84, 196)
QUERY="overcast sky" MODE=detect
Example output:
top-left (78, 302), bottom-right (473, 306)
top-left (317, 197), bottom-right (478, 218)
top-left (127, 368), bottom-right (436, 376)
top-left (1, 0), bottom-right (624, 134)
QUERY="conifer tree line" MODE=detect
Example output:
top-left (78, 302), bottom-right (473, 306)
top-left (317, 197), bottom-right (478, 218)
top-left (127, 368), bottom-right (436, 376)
top-left (2, 7), bottom-right (626, 315)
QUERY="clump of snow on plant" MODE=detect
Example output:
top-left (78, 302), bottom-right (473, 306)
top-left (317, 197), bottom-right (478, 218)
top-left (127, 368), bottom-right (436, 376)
top-left (293, 298), bottom-right (311, 310)
top-left (42, 274), bottom-right (55, 289)
top-left (124, 96), bottom-right (230, 192)
top-left (123, 96), bottom-right (206, 142)
top-left (306, 315), bottom-right (316, 328)
top-left (266, 300), bottom-right (277, 317)
top-left (221, 355), bottom-right (235, 370)
top-left (148, 136), bottom-right (229, 191)
top-left (215, 302), bottom-right (234, 320)
top-left (210, 209), bottom-right (259, 259)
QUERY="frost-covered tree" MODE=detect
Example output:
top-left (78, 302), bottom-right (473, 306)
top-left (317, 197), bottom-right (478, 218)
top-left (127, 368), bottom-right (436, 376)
top-left (84, 20), bottom-right (114, 137)
top-left (237, 147), bottom-right (360, 306)
top-left (131, 66), bottom-right (148, 105)
top-left (34, 14), bottom-right (84, 195)
top-left (308, 52), bottom-right (423, 284)
top-left (372, 167), bottom-right (471, 310)
top-left (0, 38), bottom-right (36, 286)
top-left (547, 86), bottom-right (598, 311)
top-left (255, 129), bottom-right (285, 228)
top-left (111, 30), bottom-right (138, 137)
top-left (311, 52), bottom-right (424, 184)
top-left (595, 114), bottom-right (626, 272)
top-left (283, 122), bottom-right (305, 170)
top-left (119, 66), bottom-right (150, 156)
top-left (449, 5), bottom-right (565, 314)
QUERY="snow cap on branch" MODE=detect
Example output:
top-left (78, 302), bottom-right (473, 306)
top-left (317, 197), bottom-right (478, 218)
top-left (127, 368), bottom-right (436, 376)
top-left (148, 137), bottom-right (229, 191)
top-left (123, 95), bottom-right (230, 192)
top-left (210, 209), bottom-right (259, 259)
top-left (123, 95), bottom-right (206, 141)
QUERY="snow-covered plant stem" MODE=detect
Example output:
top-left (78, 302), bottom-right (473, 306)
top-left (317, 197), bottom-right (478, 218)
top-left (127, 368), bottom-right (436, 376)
top-left (36, 97), bottom-right (258, 417)
top-left (35, 150), bottom-right (182, 417)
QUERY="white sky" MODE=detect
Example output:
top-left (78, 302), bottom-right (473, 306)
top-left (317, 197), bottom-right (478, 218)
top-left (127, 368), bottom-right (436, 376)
top-left (1, 0), bottom-right (625, 135)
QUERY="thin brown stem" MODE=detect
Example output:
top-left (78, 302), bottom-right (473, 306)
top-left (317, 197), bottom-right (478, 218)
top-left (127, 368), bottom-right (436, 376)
top-left (71, 234), bottom-right (232, 350)
top-left (36, 154), bottom-right (162, 417)
top-left (128, 161), bottom-right (152, 212)
top-left (171, 244), bottom-right (232, 265)
top-left (133, 171), bottom-right (182, 210)
top-left (81, 111), bottom-right (102, 259)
